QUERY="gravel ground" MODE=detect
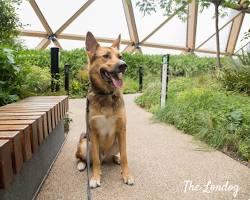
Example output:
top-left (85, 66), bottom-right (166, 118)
top-left (37, 94), bottom-right (250, 200)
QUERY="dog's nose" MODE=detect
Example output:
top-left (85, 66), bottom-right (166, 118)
top-left (116, 60), bottom-right (127, 73)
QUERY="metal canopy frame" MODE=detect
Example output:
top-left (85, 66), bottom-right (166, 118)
top-left (21, 0), bottom-right (249, 55)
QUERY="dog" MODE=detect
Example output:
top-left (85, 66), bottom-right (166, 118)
top-left (75, 32), bottom-right (134, 188)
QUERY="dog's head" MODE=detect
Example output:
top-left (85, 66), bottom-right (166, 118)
top-left (85, 31), bottom-right (127, 94)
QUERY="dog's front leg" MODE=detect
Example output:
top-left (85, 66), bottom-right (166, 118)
top-left (118, 123), bottom-right (134, 185)
top-left (90, 131), bottom-right (101, 188)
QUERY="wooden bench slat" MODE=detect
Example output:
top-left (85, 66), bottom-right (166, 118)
top-left (0, 120), bottom-right (38, 152)
top-left (0, 109), bottom-right (52, 134)
top-left (0, 139), bottom-right (13, 188)
top-left (0, 107), bottom-right (56, 132)
top-left (0, 125), bottom-right (32, 161)
top-left (0, 120), bottom-right (35, 124)
top-left (0, 116), bottom-right (41, 119)
top-left (0, 112), bottom-right (46, 116)
top-left (0, 131), bottom-right (23, 173)
top-left (0, 113), bottom-right (48, 140)
top-left (0, 116), bottom-right (44, 145)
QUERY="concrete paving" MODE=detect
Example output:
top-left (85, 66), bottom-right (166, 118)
top-left (37, 94), bottom-right (250, 200)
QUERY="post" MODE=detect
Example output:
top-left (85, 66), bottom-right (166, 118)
top-left (64, 64), bottom-right (70, 95)
top-left (160, 54), bottom-right (170, 108)
top-left (138, 66), bottom-right (144, 92)
top-left (50, 47), bottom-right (60, 92)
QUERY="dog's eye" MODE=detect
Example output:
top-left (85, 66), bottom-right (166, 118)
top-left (118, 55), bottom-right (123, 60)
top-left (103, 54), bottom-right (110, 59)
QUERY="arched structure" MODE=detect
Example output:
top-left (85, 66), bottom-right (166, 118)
top-left (20, 0), bottom-right (250, 55)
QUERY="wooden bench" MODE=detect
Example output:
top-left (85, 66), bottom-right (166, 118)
top-left (0, 140), bottom-right (13, 188)
top-left (0, 96), bottom-right (68, 190)
top-left (0, 131), bottom-right (23, 173)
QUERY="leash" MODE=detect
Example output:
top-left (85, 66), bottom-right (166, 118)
top-left (85, 96), bottom-right (92, 200)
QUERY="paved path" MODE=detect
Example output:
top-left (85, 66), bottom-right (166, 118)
top-left (37, 94), bottom-right (250, 200)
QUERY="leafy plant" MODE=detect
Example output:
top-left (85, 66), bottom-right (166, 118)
top-left (217, 57), bottom-right (250, 95)
top-left (0, 45), bottom-right (20, 105)
top-left (238, 49), bottom-right (250, 66)
top-left (19, 65), bottom-right (51, 96)
top-left (0, 0), bottom-right (22, 46)
top-left (64, 114), bottom-right (73, 133)
top-left (123, 78), bottom-right (139, 94)
top-left (226, 110), bottom-right (242, 133)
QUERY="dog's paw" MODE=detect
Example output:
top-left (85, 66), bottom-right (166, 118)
top-left (77, 161), bottom-right (86, 171)
top-left (90, 176), bottom-right (101, 188)
top-left (122, 174), bottom-right (134, 185)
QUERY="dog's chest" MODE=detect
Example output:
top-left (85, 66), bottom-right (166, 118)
top-left (92, 115), bottom-right (117, 137)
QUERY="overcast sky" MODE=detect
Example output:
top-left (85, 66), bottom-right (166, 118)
top-left (17, 0), bottom-right (250, 55)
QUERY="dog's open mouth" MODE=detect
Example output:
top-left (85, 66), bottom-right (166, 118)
top-left (100, 69), bottom-right (123, 88)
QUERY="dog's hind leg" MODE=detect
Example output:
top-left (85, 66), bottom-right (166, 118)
top-left (111, 138), bottom-right (120, 165)
top-left (113, 153), bottom-right (121, 165)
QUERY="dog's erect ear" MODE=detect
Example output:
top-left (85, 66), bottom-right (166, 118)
top-left (111, 34), bottom-right (121, 49)
top-left (86, 31), bottom-right (99, 53)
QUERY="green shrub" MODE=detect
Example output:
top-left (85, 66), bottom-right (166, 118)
top-left (0, 46), bottom-right (20, 105)
top-left (16, 49), bottom-right (51, 68)
top-left (135, 80), bottom-right (161, 112)
top-left (0, 0), bottom-right (22, 46)
top-left (123, 78), bottom-right (139, 94)
top-left (61, 49), bottom-right (87, 77)
top-left (70, 68), bottom-right (89, 98)
top-left (217, 54), bottom-right (250, 95)
top-left (16, 49), bottom-right (88, 73)
top-left (136, 75), bottom-right (250, 161)
top-left (17, 49), bottom-right (217, 81)
top-left (6, 48), bottom-right (223, 100)
top-left (124, 53), bottom-right (218, 79)
top-left (170, 54), bottom-right (217, 76)
top-left (19, 65), bottom-right (51, 97)
top-left (238, 50), bottom-right (250, 66)
top-left (239, 139), bottom-right (250, 161)
top-left (123, 53), bottom-right (162, 79)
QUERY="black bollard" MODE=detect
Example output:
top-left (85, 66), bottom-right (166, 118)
top-left (64, 64), bottom-right (70, 95)
top-left (51, 47), bottom-right (60, 92)
top-left (138, 66), bottom-right (144, 92)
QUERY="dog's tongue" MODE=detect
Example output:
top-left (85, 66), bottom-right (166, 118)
top-left (111, 76), bottom-right (123, 88)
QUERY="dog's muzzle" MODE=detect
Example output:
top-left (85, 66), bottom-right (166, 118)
top-left (115, 60), bottom-right (127, 74)
top-left (100, 60), bottom-right (128, 89)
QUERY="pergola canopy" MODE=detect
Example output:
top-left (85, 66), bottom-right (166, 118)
top-left (18, 0), bottom-right (250, 55)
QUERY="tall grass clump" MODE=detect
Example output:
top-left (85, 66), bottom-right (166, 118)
top-left (217, 52), bottom-right (250, 95)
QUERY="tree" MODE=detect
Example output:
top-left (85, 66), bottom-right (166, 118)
top-left (0, 0), bottom-right (22, 46)
top-left (136, 0), bottom-right (247, 68)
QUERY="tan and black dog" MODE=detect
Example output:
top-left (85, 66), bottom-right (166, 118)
top-left (75, 32), bottom-right (134, 188)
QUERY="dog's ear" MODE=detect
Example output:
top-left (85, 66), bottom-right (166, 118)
top-left (111, 34), bottom-right (121, 49)
top-left (86, 31), bottom-right (99, 54)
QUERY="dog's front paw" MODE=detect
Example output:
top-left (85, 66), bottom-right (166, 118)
top-left (90, 176), bottom-right (101, 188)
top-left (122, 173), bottom-right (134, 185)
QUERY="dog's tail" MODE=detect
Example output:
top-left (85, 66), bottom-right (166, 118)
top-left (75, 134), bottom-right (88, 171)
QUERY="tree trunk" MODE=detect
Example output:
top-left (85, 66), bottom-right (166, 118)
top-left (214, 2), bottom-right (222, 68)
